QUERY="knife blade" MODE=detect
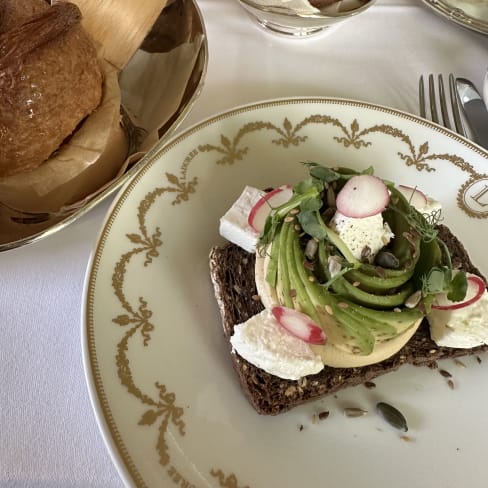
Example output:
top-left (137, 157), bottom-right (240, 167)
top-left (483, 69), bottom-right (488, 110)
top-left (455, 77), bottom-right (488, 150)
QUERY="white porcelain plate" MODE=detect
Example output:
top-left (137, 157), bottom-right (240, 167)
top-left (83, 98), bottom-right (488, 488)
top-left (421, 0), bottom-right (488, 35)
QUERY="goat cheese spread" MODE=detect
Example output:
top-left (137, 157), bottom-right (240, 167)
top-left (329, 211), bottom-right (394, 261)
top-left (428, 281), bottom-right (488, 348)
top-left (417, 196), bottom-right (442, 219)
top-left (219, 186), bottom-right (264, 254)
top-left (230, 309), bottom-right (324, 380)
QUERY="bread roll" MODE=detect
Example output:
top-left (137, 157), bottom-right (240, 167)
top-left (0, 1), bottom-right (103, 177)
top-left (0, 0), bottom-right (48, 32)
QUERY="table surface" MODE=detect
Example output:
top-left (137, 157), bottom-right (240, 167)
top-left (1, 0), bottom-right (487, 486)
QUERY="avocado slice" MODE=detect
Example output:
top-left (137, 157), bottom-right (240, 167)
top-left (259, 164), bottom-right (451, 357)
top-left (277, 223), bottom-right (422, 355)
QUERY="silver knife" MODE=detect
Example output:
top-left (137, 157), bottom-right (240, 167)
top-left (455, 77), bottom-right (488, 150)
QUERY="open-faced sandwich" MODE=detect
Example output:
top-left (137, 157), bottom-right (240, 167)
top-left (209, 162), bottom-right (488, 415)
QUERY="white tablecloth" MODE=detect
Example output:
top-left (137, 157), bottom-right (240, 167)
top-left (1, 1), bottom-right (487, 486)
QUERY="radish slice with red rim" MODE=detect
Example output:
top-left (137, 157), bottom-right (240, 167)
top-left (397, 185), bottom-right (428, 209)
top-left (432, 275), bottom-right (486, 311)
top-left (336, 175), bottom-right (390, 218)
top-left (272, 306), bottom-right (327, 345)
top-left (247, 185), bottom-right (293, 233)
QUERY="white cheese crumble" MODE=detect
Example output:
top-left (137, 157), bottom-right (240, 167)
top-left (428, 283), bottom-right (488, 349)
top-left (329, 211), bottom-right (394, 261)
top-left (415, 196), bottom-right (442, 220)
top-left (219, 186), bottom-right (264, 253)
top-left (230, 309), bottom-right (324, 380)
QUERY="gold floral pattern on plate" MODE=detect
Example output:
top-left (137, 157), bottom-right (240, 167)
top-left (84, 98), bottom-right (488, 488)
top-left (210, 469), bottom-right (250, 488)
top-left (199, 115), bottom-right (488, 219)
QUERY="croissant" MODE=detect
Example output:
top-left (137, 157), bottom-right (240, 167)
top-left (0, 0), bottom-right (102, 177)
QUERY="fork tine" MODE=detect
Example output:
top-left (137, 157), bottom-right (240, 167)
top-left (419, 75), bottom-right (426, 118)
top-left (428, 74), bottom-right (439, 124)
top-left (448, 73), bottom-right (467, 137)
top-left (437, 74), bottom-right (452, 130)
top-left (419, 73), bottom-right (468, 137)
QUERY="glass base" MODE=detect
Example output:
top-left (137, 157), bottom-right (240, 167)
top-left (237, 0), bottom-right (374, 38)
top-left (252, 15), bottom-right (330, 38)
top-left (239, 4), bottom-right (345, 39)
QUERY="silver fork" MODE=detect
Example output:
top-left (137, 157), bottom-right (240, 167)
top-left (418, 73), bottom-right (467, 137)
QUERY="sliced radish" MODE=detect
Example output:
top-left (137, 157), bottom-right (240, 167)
top-left (335, 175), bottom-right (389, 218)
top-left (432, 275), bottom-right (486, 311)
top-left (271, 306), bottom-right (327, 345)
top-left (247, 185), bottom-right (293, 233)
top-left (397, 185), bottom-right (428, 209)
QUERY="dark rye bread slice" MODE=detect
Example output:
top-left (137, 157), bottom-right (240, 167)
top-left (209, 224), bottom-right (488, 415)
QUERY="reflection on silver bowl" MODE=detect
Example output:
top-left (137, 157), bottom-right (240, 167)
top-left (0, 0), bottom-right (208, 252)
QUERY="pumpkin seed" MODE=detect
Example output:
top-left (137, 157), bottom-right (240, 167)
top-left (376, 402), bottom-right (408, 432)
top-left (318, 410), bottom-right (330, 421)
top-left (374, 251), bottom-right (400, 269)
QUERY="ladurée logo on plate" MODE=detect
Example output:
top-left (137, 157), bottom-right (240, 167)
top-left (460, 177), bottom-right (488, 218)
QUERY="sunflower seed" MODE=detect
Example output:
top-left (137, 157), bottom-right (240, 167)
top-left (304, 238), bottom-right (318, 259)
top-left (376, 402), bottom-right (408, 432)
top-left (326, 185), bottom-right (336, 207)
top-left (361, 246), bottom-right (372, 261)
top-left (404, 290), bottom-right (422, 309)
top-left (328, 256), bottom-right (342, 277)
top-left (344, 407), bottom-right (368, 418)
top-left (454, 359), bottom-right (466, 368)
